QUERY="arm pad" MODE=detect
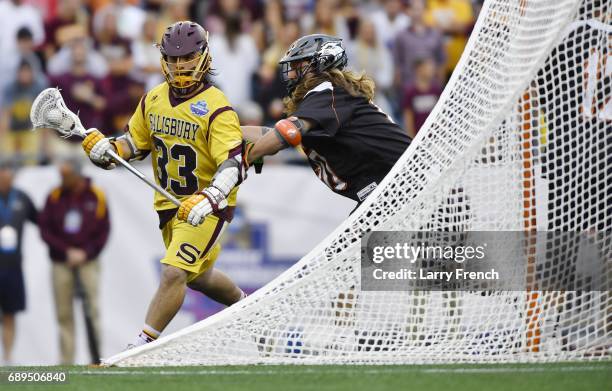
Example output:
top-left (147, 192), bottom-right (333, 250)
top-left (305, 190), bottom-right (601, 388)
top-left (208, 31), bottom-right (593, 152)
top-left (274, 116), bottom-right (305, 148)
top-left (210, 155), bottom-right (245, 196)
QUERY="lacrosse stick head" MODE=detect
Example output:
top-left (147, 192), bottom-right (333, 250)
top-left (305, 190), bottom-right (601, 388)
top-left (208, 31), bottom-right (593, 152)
top-left (30, 88), bottom-right (89, 138)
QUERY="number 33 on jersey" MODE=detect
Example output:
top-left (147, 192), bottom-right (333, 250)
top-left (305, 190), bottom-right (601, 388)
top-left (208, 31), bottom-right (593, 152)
top-left (126, 83), bottom-right (242, 212)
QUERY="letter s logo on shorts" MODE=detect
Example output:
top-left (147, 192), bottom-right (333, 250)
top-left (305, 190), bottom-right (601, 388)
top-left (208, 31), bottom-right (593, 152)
top-left (176, 243), bottom-right (201, 264)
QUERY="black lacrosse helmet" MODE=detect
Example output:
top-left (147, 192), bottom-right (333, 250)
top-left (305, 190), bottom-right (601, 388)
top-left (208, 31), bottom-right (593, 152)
top-left (279, 34), bottom-right (347, 93)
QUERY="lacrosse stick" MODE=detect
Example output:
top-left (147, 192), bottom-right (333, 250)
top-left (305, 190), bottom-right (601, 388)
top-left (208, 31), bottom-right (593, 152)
top-left (30, 88), bottom-right (181, 207)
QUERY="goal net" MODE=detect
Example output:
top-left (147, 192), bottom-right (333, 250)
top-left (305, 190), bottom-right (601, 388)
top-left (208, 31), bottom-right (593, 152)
top-left (106, 0), bottom-right (610, 365)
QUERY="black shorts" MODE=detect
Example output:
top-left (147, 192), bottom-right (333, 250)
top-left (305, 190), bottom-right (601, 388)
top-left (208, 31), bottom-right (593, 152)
top-left (0, 268), bottom-right (26, 314)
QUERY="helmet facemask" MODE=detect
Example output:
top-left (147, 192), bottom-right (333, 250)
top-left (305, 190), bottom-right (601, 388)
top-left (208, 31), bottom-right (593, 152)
top-left (160, 49), bottom-right (211, 93)
top-left (280, 59), bottom-right (314, 94)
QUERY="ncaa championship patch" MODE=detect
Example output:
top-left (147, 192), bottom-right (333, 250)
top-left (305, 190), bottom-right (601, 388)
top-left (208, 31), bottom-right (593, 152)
top-left (190, 100), bottom-right (209, 116)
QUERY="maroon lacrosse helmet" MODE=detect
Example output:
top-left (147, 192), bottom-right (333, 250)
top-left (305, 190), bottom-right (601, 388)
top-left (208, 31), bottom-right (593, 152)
top-left (157, 21), bottom-right (212, 92)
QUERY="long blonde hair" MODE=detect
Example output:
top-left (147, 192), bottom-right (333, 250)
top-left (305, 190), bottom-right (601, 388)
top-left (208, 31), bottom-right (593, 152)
top-left (284, 69), bottom-right (375, 114)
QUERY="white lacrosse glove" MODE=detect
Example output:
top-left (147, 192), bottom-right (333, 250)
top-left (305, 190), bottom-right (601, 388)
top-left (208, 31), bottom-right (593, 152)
top-left (178, 186), bottom-right (228, 226)
top-left (82, 129), bottom-right (116, 170)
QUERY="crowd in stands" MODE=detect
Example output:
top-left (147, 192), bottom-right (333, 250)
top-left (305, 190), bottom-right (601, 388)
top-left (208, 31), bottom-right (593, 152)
top-left (0, 0), bottom-right (481, 165)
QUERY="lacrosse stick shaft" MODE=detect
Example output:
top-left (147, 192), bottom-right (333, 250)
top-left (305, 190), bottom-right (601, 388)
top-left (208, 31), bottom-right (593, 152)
top-left (30, 88), bottom-right (181, 207)
top-left (106, 150), bottom-right (181, 207)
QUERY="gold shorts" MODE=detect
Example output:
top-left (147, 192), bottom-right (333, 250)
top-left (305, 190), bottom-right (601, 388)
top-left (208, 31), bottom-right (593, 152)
top-left (160, 213), bottom-right (226, 282)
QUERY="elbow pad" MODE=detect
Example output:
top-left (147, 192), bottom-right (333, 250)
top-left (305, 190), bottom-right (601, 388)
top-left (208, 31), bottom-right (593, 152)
top-left (274, 116), bottom-right (305, 147)
top-left (211, 155), bottom-right (245, 196)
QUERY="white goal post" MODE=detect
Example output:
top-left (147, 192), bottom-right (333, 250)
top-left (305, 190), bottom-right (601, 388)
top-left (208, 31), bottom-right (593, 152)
top-left (105, 0), bottom-right (610, 366)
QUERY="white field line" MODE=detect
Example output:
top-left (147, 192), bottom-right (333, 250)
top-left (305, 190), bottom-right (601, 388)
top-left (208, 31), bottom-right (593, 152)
top-left (73, 365), bottom-right (610, 377)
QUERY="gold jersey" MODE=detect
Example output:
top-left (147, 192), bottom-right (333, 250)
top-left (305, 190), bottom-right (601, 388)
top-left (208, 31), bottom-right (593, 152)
top-left (127, 83), bottom-right (242, 212)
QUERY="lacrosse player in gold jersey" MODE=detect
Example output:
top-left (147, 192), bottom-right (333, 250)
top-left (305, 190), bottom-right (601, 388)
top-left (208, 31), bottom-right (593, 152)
top-left (81, 21), bottom-right (247, 348)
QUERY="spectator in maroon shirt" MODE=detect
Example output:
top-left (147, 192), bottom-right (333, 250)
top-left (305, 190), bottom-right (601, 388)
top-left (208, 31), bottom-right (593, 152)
top-left (49, 36), bottom-right (108, 134)
top-left (393, 0), bottom-right (446, 90)
top-left (93, 9), bottom-right (134, 133)
top-left (402, 57), bottom-right (443, 138)
top-left (43, 0), bottom-right (90, 60)
top-left (39, 158), bottom-right (110, 364)
top-left (93, 9), bottom-right (132, 91)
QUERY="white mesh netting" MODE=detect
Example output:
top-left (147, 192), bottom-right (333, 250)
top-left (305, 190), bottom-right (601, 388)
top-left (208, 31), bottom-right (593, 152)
top-left (105, 0), bottom-right (610, 366)
top-left (30, 88), bottom-right (87, 137)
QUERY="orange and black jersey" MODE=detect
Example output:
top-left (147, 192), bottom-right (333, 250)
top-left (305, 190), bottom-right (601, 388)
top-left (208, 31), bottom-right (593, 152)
top-left (293, 81), bottom-right (411, 202)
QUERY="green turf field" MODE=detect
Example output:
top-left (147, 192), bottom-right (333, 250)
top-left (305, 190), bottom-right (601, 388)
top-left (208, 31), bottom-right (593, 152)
top-left (1, 362), bottom-right (610, 391)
